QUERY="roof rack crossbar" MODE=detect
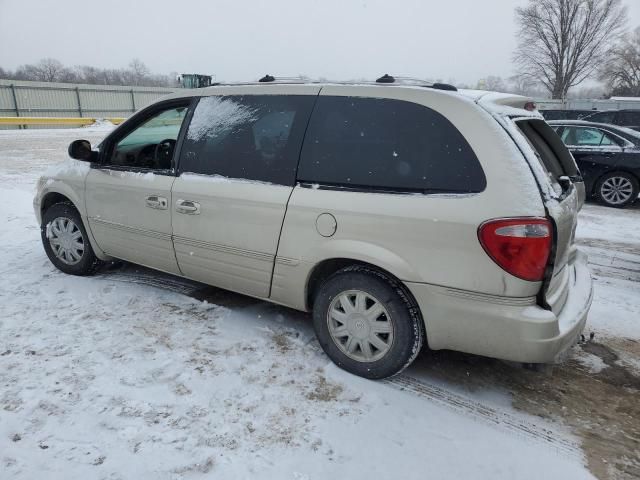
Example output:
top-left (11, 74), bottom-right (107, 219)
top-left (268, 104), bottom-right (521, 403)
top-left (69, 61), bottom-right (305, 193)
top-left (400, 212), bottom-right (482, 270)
top-left (374, 74), bottom-right (458, 91)
top-left (392, 76), bottom-right (434, 86)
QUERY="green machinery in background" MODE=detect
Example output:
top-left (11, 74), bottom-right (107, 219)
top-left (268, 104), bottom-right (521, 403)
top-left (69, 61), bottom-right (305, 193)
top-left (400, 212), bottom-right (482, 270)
top-left (178, 74), bottom-right (213, 88)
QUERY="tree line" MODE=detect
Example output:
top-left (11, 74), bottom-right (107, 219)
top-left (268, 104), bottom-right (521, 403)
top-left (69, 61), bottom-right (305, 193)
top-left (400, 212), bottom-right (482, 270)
top-left (514, 0), bottom-right (639, 99)
top-left (0, 58), bottom-right (178, 88)
top-left (1, 1), bottom-right (639, 100)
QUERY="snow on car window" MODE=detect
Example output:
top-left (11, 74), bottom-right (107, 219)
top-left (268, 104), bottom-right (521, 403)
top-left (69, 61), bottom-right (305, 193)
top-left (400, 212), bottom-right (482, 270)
top-left (187, 96), bottom-right (258, 142)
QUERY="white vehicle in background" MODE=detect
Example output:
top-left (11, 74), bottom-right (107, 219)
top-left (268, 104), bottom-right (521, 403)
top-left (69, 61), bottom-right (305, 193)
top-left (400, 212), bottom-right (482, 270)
top-left (34, 75), bottom-right (593, 379)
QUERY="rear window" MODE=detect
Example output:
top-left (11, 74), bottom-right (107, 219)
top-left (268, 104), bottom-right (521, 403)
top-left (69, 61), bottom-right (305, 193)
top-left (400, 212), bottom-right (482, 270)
top-left (560, 126), bottom-right (622, 147)
top-left (297, 96), bottom-right (486, 193)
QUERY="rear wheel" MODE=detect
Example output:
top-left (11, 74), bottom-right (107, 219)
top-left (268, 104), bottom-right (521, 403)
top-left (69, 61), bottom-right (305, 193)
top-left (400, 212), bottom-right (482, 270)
top-left (41, 203), bottom-right (101, 275)
top-left (312, 266), bottom-right (424, 379)
top-left (595, 172), bottom-right (639, 208)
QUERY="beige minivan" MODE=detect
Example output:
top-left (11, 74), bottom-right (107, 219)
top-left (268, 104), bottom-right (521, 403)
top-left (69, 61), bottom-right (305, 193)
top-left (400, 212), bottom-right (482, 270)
top-left (34, 76), bottom-right (593, 379)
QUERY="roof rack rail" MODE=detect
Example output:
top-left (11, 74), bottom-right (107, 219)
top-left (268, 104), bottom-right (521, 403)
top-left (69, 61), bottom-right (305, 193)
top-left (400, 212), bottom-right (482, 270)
top-left (375, 74), bottom-right (458, 91)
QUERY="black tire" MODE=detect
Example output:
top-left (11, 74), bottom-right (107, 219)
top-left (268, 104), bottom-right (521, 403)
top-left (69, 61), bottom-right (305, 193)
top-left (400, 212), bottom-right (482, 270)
top-left (41, 203), bottom-right (101, 276)
top-left (595, 171), bottom-right (639, 208)
top-left (312, 265), bottom-right (424, 379)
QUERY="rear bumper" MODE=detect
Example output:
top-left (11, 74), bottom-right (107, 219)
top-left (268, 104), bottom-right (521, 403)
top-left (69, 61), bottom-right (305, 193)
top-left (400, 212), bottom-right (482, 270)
top-left (405, 250), bottom-right (593, 364)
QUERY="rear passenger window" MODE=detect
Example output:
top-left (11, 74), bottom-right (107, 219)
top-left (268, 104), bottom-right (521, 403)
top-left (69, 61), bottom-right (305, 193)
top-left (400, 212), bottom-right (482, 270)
top-left (179, 95), bottom-right (315, 185)
top-left (297, 96), bottom-right (486, 193)
top-left (562, 127), bottom-right (620, 147)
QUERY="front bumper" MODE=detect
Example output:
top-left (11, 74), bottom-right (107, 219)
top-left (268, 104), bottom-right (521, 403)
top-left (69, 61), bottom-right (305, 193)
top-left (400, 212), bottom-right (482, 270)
top-left (33, 196), bottom-right (42, 225)
top-left (405, 250), bottom-right (593, 364)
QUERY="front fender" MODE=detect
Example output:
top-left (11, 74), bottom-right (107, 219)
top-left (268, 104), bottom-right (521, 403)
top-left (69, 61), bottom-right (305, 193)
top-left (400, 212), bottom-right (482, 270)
top-left (35, 168), bottom-right (111, 261)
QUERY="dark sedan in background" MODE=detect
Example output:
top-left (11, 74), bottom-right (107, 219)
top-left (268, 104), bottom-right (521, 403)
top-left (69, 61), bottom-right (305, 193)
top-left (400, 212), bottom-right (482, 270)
top-left (548, 120), bottom-right (640, 208)
top-left (582, 110), bottom-right (640, 132)
top-left (540, 109), bottom-right (594, 121)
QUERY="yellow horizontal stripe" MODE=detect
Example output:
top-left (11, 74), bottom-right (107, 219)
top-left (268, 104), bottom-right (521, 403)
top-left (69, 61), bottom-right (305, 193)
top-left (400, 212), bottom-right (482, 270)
top-left (0, 117), bottom-right (126, 125)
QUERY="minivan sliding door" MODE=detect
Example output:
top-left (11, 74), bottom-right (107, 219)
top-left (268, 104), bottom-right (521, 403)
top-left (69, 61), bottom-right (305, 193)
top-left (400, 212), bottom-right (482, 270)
top-left (171, 90), bottom-right (318, 298)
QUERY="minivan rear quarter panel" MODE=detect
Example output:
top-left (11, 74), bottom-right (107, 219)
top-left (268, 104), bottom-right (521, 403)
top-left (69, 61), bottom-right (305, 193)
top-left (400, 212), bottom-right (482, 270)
top-left (271, 85), bottom-right (548, 311)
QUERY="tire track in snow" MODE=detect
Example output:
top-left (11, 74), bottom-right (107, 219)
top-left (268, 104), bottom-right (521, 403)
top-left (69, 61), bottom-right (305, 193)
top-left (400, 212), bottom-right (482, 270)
top-left (577, 239), bottom-right (640, 283)
top-left (99, 265), bottom-right (584, 460)
top-left (384, 375), bottom-right (583, 459)
top-left (99, 269), bottom-right (201, 296)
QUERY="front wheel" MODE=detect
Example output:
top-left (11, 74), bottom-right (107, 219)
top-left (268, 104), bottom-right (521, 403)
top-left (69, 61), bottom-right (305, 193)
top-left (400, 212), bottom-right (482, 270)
top-left (41, 203), bottom-right (101, 275)
top-left (595, 172), bottom-right (639, 208)
top-left (312, 266), bottom-right (424, 379)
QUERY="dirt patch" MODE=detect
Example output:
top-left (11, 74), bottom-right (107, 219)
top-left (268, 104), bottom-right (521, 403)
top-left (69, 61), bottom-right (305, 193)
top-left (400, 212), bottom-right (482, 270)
top-left (271, 331), bottom-right (293, 353)
top-left (306, 372), bottom-right (344, 402)
top-left (411, 337), bottom-right (640, 480)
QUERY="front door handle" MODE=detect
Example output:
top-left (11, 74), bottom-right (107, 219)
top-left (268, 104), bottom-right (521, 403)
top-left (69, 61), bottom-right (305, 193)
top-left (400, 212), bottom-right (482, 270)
top-left (145, 195), bottom-right (168, 210)
top-left (176, 199), bottom-right (201, 215)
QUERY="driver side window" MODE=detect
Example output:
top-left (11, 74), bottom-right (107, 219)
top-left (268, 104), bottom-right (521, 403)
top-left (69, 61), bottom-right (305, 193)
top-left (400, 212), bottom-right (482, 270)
top-left (108, 105), bottom-right (188, 170)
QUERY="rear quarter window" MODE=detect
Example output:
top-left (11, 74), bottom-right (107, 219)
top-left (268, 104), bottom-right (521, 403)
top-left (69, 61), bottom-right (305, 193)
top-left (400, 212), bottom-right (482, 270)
top-left (297, 96), bottom-right (486, 193)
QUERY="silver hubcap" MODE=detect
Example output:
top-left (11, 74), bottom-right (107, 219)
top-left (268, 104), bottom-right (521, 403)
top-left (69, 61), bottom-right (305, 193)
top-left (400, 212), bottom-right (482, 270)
top-left (327, 290), bottom-right (394, 362)
top-left (601, 176), bottom-right (634, 205)
top-left (48, 217), bottom-right (84, 265)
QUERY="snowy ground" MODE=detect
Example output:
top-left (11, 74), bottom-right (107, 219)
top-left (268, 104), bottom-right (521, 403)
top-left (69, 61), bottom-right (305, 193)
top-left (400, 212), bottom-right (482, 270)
top-left (1, 127), bottom-right (639, 479)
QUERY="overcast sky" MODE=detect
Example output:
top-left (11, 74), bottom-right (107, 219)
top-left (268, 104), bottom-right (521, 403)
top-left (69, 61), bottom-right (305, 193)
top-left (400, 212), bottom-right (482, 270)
top-left (1, 0), bottom-right (639, 85)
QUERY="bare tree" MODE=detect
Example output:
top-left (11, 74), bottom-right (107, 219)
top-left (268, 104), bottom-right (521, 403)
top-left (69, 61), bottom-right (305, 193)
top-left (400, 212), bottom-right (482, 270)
top-left (508, 74), bottom-right (543, 95)
top-left (33, 58), bottom-right (68, 82)
top-left (599, 26), bottom-right (640, 96)
top-left (476, 75), bottom-right (507, 91)
top-left (1, 58), bottom-right (176, 87)
top-left (514, 0), bottom-right (627, 99)
top-left (128, 58), bottom-right (150, 86)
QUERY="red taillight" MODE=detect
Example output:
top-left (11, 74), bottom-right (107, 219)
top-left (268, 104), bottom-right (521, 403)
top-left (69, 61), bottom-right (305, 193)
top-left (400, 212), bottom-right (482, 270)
top-left (524, 101), bottom-right (537, 111)
top-left (478, 218), bottom-right (552, 281)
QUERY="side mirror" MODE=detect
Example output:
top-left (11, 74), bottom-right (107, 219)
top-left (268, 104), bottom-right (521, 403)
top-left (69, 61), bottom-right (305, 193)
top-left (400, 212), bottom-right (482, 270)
top-left (68, 139), bottom-right (94, 162)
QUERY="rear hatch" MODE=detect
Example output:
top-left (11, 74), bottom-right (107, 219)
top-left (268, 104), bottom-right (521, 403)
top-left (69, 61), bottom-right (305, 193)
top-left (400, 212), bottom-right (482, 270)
top-left (514, 119), bottom-right (582, 312)
top-left (473, 93), bottom-right (582, 312)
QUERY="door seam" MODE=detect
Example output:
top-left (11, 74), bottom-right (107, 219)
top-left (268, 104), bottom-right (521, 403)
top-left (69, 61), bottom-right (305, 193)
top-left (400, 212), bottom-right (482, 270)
top-left (267, 88), bottom-right (322, 298)
top-left (168, 176), bottom-right (185, 276)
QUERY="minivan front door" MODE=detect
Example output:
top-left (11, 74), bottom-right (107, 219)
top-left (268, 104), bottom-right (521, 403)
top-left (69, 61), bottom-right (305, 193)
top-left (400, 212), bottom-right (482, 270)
top-left (85, 101), bottom-right (190, 275)
top-left (171, 91), bottom-right (318, 298)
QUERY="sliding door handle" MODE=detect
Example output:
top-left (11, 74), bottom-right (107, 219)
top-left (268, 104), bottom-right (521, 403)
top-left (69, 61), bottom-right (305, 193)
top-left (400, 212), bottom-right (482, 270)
top-left (176, 199), bottom-right (201, 215)
top-left (145, 195), bottom-right (168, 210)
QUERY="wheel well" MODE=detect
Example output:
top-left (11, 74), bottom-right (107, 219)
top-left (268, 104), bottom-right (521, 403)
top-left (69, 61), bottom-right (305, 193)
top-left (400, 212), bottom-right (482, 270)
top-left (41, 192), bottom-right (74, 216)
top-left (305, 258), bottom-right (419, 312)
